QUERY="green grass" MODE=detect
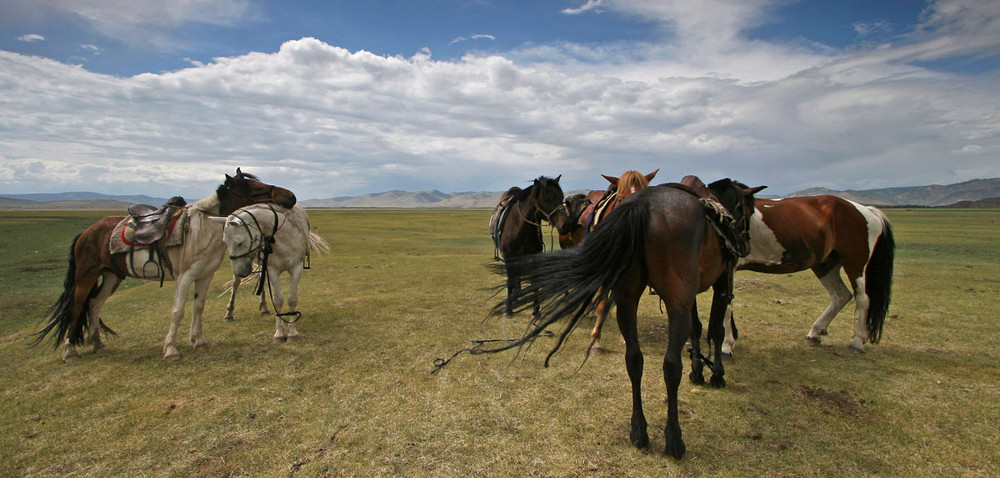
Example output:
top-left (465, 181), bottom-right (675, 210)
top-left (1, 208), bottom-right (998, 477)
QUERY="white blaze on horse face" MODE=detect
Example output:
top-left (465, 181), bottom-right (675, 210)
top-left (738, 207), bottom-right (785, 267)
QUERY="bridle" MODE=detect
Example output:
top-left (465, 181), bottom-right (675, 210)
top-left (228, 204), bottom-right (281, 261)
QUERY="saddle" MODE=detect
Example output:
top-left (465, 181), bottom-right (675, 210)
top-left (664, 176), bottom-right (749, 260)
top-left (127, 196), bottom-right (187, 245)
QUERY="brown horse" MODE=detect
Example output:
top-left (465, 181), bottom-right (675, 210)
top-left (483, 179), bottom-right (764, 458)
top-left (33, 169), bottom-right (297, 362)
top-left (724, 195), bottom-right (895, 354)
top-left (557, 169), bottom-right (658, 352)
top-left (489, 175), bottom-right (570, 317)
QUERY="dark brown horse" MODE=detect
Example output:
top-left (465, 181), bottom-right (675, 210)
top-left (33, 169), bottom-right (296, 362)
top-left (483, 179), bottom-right (764, 458)
top-left (489, 175), bottom-right (570, 317)
top-left (557, 169), bottom-right (658, 352)
top-left (724, 195), bottom-right (895, 354)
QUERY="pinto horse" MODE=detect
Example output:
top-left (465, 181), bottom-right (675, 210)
top-left (217, 203), bottom-right (330, 342)
top-left (483, 179), bottom-right (764, 458)
top-left (489, 175), bottom-right (571, 317)
top-left (724, 195), bottom-right (895, 354)
top-left (557, 169), bottom-right (658, 352)
top-left (32, 169), bottom-right (296, 362)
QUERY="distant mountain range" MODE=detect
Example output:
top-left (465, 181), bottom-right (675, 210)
top-left (3, 178), bottom-right (999, 209)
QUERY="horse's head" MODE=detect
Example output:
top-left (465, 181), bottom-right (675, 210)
top-left (602, 169), bottom-right (659, 200)
top-left (531, 175), bottom-right (570, 233)
top-left (219, 204), bottom-right (282, 278)
top-left (563, 193), bottom-right (591, 225)
top-left (708, 178), bottom-right (766, 256)
top-left (217, 167), bottom-right (297, 215)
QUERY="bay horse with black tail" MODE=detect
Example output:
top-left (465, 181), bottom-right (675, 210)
top-left (32, 169), bottom-right (296, 362)
top-left (481, 179), bottom-right (764, 458)
top-left (724, 195), bottom-right (895, 354)
top-left (489, 175), bottom-right (570, 318)
top-left (558, 169), bottom-right (658, 352)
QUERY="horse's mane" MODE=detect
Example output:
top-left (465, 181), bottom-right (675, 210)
top-left (506, 176), bottom-right (560, 203)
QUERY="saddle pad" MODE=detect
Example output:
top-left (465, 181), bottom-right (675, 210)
top-left (109, 209), bottom-right (187, 255)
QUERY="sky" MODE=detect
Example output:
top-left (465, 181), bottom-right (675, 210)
top-left (1, 0), bottom-right (999, 200)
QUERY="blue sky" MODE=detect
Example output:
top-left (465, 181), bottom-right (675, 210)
top-left (1, 0), bottom-right (998, 200)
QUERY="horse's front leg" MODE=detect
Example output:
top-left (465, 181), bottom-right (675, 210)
top-left (271, 270), bottom-right (289, 343)
top-left (283, 266), bottom-right (304, 341)
top-left (503, 273), bottom-right (518, 318)
top-left (189, 275), bottom-right (212, 350)
top-left (164, 274), bottom-right (194, 361)
top-left (223, 273), bottom-right (240, 321)
top-left (706, 276), bottom-right (732, 388)
top-left (722, 304), bottom-right (736, 357)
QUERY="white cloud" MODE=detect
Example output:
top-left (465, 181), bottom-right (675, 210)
top-left (17, 33), bottom-right (45, 42)
top-left (1, 0), bottom-right (999, 199)
top-left (7, 0), bottom-right (252, 51)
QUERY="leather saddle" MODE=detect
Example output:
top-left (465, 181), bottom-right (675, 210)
top-left (128, 196), bottom-right (187, 245)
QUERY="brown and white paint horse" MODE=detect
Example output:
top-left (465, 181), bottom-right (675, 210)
top-left (725, 195), bottom-right (895, 354)
top-left (33, 169), bottom-right (296, 362)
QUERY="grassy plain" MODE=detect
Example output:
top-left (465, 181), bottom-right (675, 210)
top-left (0, 208), bottom-right (998, 477)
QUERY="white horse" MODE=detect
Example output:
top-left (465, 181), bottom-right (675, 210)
top-left (34, 169), bottom-right (297, 362)
top-left (215, 203), bottom-right (329, 342)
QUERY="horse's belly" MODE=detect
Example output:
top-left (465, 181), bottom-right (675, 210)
top-left (124, 248), bottom-right (176, 281)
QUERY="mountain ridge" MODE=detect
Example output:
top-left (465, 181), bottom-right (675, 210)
top-left (3, 178), bottom-right (999, 209)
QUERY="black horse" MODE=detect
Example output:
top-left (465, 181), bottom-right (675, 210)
top-left (489, 175), bottom-right (570, 318)
top-left (487, 178), bottom-right (764, 458)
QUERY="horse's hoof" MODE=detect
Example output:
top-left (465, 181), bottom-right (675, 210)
top-left (273, 336), bottom-right (288, 344)
top-left (62, 354), bottom-right (79, 364)
top-left (91, 341), bottom-right (106, 353)
top-left (223, 315), bottom-right (235, 322)
top-left (806, 336), bottom-right (822, 346)
top-left (665, 440), bottom-right (686, 459)
top-left (193, 341), bottom-right (211, 351)
top-left (286, 335), bottom-right (301, 342)
top-left (721, 351), bottom-right (734, 359)
top-left (163, 351), bottom-right (181, 361)
top-left (848, 342), bottom-right (865, 354)
top-left (689, 372), bottom-right (705, 385)
top-left (709, 375), bottom-right (727, 389)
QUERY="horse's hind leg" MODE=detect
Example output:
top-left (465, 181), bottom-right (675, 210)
top-left (189, 275), bottom-right (212, 350)
top-left (616, 290), bottom-right (648, 449)
top-left (688, 301), bottom-right (706, 385)
top-left (271, 271), bottom-right (290, 343)
top-left (808, 262), bottom-right (852, 345)
top-left (85, 272), bottom-right (120, 353)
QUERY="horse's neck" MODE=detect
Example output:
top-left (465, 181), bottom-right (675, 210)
top-left (192, 193), bottom-right (222, 215)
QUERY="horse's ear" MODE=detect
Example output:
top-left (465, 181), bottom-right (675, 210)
top-left (208, 216), bottom-right (228, 224)
top-left (645, 169), bottom-right (659, 182)
top-left (602, 174), bottom-right (619, 186)
top-left (747, 185), bottom-right (767, 195)
top-left (555, 175), bottom-right (561, 183)
top-left (236, 167), bottom-right (244, 177)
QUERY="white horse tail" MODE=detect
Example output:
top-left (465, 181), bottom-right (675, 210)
top-left (308, 231), bottom-right (330, 255)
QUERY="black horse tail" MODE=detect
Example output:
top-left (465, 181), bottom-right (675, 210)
top-left (864, 213), bottom-right (895, 344)
top-left (486, 196), bottom-right (651, 364)
top-left (31, 234), bottom-right (115, 349)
